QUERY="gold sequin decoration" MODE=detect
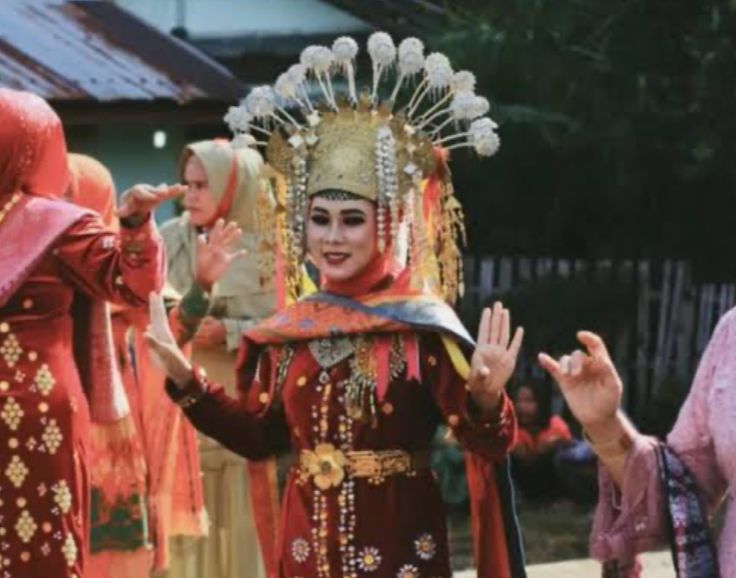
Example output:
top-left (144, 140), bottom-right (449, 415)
top-left (1, 397), bottom-right (23, 430)
top-left (61, 533), bottom-right (78, 566)
top-left (42, 419), bottom-right (63, 454)
top-left (52, 481), bottom-right (72, 514)
top-left (14, 510), bottom-right (37, 543)
top-left (5, 455), bottom-right (29, 488)
top-left (34, 364), bottom-right (56, 396)
top-left (0, 333), bottom-right (22, 367)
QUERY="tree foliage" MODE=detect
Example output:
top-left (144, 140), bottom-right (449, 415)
top-left (435, 0), bottom-right (736, 280)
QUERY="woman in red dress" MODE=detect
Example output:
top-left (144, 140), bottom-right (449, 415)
top-left (146, 33), bottom-right (529, 578)
top-left (0, 89), bottom-right (177, 578)
top-left (66, 152), bottom-right (155, 577)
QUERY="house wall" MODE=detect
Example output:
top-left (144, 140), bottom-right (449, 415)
top-left (66, 124), bottom-right (191, 223)
top-left (112, 0), bottom-right (369, 37)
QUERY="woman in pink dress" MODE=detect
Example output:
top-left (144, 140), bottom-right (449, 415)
top-left (539, 315), bottom-right (735, 577)
top-left (0, 88), bottom-right (178, 578)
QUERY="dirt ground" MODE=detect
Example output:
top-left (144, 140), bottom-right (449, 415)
top-left (454, 551), bottom-right (675, 578)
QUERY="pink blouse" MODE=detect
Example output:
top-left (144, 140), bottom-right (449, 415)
top-left (591, 307), bottom-right (736, 576)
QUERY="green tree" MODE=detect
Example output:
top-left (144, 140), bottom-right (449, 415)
top-left (436, 0), bottom-right (736, 280)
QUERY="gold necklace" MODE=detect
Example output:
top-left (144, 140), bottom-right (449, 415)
top-left (0, 192), bottom-right (22, 225)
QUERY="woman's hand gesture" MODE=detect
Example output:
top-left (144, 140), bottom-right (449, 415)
top-left (538, 331), bottom-right (623, 435)
top-left (118, 183), bottom-right (186, 219)
top-left (468, 302), bottom-right (524, 414)
top-left (194, 218), bottom-right (246, 292)
top-left (144, 292), bottom-right (193, 388)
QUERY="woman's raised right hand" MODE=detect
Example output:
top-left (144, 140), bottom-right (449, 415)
top-left (538, 331), bottom-right (623, 438)
top-left (194, 218), bottom-right (245, 291)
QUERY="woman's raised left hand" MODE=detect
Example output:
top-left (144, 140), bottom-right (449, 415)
top-left (468, 302), bottom-right (524, 415)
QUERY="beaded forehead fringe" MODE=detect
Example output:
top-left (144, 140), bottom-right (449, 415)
top-left (227, 31), bottom-right (500, 305)
top-left (313, 189), bottom-right (364, 201)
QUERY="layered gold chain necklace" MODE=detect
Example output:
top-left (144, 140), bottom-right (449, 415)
top-left (0, 192), bottom-right (22, 225)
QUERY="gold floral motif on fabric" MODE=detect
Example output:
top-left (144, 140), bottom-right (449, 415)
top-left (14, 510), bottom-right (37, 543)
top-left (61, 533), bottom-right (78, 566)
top-left (414, 532), bottom-right (437, 560)
top-left (0, 333), bottom-right (22, 368)
top-left (52, 480), bottom-right (72, 514)
top-left (396, 564), bottom-right (420, 578)
top-left (356, 546), bottom-right (382, 572)
top-left (5, 455), bottom-right (29, 488)
top-left (290, 537), bottom-right (310, 563)
top-left (41, 419), bottom-right (63, 454)
top-left (1, 397), bottom-right (23, 430)
top-left (34, 364), bottom-right (56, 396)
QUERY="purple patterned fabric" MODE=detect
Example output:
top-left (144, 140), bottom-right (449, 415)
top-left (658, 444), bottom-right (720, 578)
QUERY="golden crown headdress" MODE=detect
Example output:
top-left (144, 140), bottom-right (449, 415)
top-left (224, 32), bottom-right (500, 304)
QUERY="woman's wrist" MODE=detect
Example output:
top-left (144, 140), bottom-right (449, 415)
top-left (166, 365), bottom-right (208, 408)
top-left (470, 386), bottom-right (503, 418)
top-left (171, 362), bottom-right (195, 389)
top-left (583, 412), bottom-right (635, 458)
top-left (119, 212), bottom-right (150, 229)
top-left (180, 283), bottom-right (210, 319)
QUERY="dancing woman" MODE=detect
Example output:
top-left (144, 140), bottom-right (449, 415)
top-left (147, 33), bottom-right (527, 578)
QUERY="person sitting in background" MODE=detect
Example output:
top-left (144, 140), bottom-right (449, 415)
top-left (511, 378), bottom-right (573, 501)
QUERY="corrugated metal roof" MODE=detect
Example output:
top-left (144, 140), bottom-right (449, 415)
top-left (0, 0), bottom-right (244, 103)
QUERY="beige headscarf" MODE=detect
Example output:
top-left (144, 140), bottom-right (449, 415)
top-left (178, 139), bottom-right (273, 301)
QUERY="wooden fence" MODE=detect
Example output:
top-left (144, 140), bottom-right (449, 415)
top-left (460, 256), bottom-right (736, 416)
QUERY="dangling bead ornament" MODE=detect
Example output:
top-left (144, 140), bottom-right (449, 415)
top-left (374, 126), bottom-right (399, 253)
top-left (286, 155), bottom-right (309, 298)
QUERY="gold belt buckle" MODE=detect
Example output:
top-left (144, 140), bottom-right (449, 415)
top-left (347, 451), bottom-right (385, 480)
top-left (299, 447), bottom-right (422, 488)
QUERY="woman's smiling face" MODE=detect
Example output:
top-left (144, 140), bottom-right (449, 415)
top-left (306, 195), bottom-right (378, 283)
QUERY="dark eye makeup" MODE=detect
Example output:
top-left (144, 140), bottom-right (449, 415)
top-left (310, 213), bottom-right (330, 225)
top-left (309, 207), bottom-right (368, 227)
